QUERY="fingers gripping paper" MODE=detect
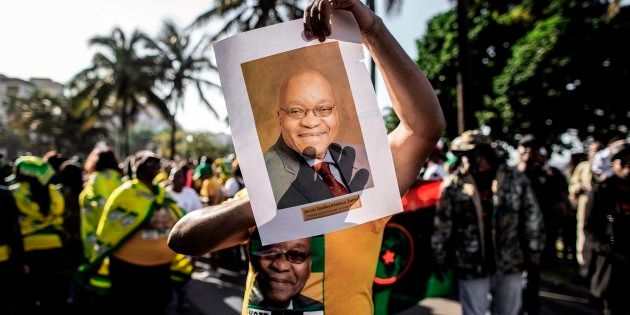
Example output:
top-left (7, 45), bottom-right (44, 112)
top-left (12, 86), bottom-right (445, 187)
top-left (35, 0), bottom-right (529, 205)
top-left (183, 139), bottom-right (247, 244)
top-left (213, 12), bottom-right (401, 245)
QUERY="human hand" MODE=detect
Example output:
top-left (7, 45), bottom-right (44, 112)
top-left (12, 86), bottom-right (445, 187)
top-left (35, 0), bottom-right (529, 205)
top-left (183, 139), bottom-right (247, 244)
top-left (303, 0), bottom-right (378, 42)
top-left (334, 145), bottom-right (369, 192)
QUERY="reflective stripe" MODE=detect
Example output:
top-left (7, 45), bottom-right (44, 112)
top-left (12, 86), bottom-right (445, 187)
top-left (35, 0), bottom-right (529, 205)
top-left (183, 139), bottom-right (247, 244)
top-left (23, 234), bottom-right (63, 251)
top-left (89, 275), bottom-right (111, 289)
top-left (170, 254), bottom-right (193, 274)
top-left (0, 245), bottom-right (10, 262)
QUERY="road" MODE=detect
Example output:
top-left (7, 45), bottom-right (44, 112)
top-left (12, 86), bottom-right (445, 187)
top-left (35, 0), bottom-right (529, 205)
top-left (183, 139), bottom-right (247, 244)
top-left (172, 267), bottom-right (603, 315)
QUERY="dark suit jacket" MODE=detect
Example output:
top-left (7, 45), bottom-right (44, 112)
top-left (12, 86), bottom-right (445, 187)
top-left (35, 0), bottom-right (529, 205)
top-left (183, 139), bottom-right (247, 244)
top-left (264, 137), bottom-right (373, 210)
top-left (253, 293), bottom-right (324, 311)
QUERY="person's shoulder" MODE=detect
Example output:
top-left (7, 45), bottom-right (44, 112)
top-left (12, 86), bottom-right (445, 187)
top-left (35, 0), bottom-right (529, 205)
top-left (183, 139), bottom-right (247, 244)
top-left (264, 142), bottom-right (293, 173)
top-left (183, 186), bottom-right (199, 195)
top-left (264, 141), bottom-right (283, 162)
top-left (107, 180), bottom-right (135, 200)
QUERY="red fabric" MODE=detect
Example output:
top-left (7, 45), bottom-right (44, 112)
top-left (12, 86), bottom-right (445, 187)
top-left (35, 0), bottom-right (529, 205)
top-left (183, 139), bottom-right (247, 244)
top-left (314, 162), bottom-right (349, 197)
top-left (402, 180), bottom-right (442, 212)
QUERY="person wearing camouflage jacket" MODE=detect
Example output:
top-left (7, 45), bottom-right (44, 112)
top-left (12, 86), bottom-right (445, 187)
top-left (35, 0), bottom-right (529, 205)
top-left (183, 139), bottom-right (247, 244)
top-left (431, 131), bottom-right (544, 315)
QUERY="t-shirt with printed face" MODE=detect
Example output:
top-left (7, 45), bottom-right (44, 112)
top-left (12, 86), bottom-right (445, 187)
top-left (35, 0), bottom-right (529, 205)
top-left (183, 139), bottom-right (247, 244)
top-left (241, 217), bottom-right (389, 315)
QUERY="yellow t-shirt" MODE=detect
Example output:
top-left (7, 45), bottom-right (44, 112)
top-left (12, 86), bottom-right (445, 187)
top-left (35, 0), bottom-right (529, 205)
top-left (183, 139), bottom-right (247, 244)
top-left (112, 206), bottom-right (178, 266)
top-left (242, 217), bottom-right (389, 315)
top-left (200, 177), bottom-right (221, 205)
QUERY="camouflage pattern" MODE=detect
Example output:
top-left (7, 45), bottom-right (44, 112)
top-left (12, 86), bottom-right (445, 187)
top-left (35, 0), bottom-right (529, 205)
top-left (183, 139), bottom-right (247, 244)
top-left (432, 164), bottom-right (545, 279)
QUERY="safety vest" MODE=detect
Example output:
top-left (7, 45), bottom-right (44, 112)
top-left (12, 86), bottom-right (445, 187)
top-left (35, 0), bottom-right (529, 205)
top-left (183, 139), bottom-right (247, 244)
top-left (0, 245), bottom-right (10, 262)
top-left (79, 169), bottom-right (122, 259)
top-left (78, 179), bottom-right (191, 293)
top-left (11, 182), bottom-right (65, 251)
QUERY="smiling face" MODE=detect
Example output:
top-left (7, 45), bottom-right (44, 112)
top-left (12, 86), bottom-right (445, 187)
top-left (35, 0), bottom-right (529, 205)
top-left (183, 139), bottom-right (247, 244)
top-left (277, 70), bottom-right (339, 159)
top-left (255, 238), bottom-right (311, 308)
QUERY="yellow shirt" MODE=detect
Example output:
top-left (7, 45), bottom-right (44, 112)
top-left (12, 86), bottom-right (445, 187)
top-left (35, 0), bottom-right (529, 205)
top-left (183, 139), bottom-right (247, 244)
top-left (200, 177), bottom-right (221, 205)
top-left (242, 217), bottom-right (389, 314)
top-left (113, 229), bottom-right (176, 266)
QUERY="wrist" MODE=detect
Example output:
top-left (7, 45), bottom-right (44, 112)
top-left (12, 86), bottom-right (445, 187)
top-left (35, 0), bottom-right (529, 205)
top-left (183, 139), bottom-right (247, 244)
top-left (360, 14), bottom-right (382, 40)
top-left (346, 1), bottom-right (379, 35)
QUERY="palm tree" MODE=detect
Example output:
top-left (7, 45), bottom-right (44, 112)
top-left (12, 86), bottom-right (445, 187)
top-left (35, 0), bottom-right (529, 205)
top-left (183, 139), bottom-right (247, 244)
top-left (189, 0), bottom-right (305, 40)
top-left (70, 27), bottom-right (171, 157)
top-left (144, 20), bottom-right (221, 158)
top-left (5, 91), bottom-right (110, 155)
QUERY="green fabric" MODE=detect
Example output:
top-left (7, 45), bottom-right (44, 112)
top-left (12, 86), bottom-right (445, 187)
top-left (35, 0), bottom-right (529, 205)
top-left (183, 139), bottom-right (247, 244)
top-left (193, 163), bottom-right (213, 180)
top-left (15, 156), bottom-right (54, 185)
top-left (310, 236), bottom-right (325, 273)
top-left (425, 269), bottom-right (454, 297)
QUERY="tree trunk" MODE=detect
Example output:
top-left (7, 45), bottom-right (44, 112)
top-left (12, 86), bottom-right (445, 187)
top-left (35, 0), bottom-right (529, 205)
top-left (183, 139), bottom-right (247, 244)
top-left (120, 99), bottom-right (129, 157)
top-left (456, 0), bottom-right (474, 133)
top-left (170, 114), bottom-right (177, 159)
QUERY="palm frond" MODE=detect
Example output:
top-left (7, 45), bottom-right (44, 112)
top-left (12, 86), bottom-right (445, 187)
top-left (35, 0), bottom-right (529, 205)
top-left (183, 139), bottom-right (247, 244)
top-left (188, 0), bottom-right (247, 30)
top-left (196, 80), bottom-right (219, 118)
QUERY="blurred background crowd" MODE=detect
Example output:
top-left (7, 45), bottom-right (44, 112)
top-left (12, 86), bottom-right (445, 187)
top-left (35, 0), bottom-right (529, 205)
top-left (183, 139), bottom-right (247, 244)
top-left (0, 131), bottom-right (627, 314)
top-left (1, 0), bottom-right (630, 314)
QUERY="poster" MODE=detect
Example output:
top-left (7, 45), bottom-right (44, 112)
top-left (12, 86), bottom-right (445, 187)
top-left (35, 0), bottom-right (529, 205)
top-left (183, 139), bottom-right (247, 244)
top-left (214, 12), bottom-right (401, 245)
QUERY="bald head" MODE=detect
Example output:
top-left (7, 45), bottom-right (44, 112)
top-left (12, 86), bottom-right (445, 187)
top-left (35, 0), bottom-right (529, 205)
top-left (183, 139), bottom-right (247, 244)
top-left (278, 70), bottom-right (333, 108)
top-left (277, 70), bottom-right (339, 158)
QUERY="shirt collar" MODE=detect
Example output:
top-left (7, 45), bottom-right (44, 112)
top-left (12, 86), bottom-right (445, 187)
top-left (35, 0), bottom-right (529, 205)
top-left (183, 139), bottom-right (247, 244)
top-left (302, 150), bottom-right (334, 167)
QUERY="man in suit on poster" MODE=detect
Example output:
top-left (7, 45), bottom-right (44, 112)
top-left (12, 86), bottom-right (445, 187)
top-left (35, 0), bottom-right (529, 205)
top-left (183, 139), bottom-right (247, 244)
top-left (264, 69), bottom-right (373, 209)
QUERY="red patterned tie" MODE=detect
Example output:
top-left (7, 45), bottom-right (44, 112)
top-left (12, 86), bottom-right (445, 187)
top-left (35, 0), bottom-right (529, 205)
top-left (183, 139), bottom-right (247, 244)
top-left (314, 162), bottom-right (349, 197)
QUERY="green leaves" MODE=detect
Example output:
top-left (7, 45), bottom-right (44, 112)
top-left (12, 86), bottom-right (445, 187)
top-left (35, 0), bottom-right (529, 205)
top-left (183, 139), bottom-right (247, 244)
top-left (417, 0), bottom-right (630, 144)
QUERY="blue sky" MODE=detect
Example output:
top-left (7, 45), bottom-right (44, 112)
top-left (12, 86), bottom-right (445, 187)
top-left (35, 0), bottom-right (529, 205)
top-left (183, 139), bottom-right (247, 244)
top-left (0, 0), bottom-right (452, 133)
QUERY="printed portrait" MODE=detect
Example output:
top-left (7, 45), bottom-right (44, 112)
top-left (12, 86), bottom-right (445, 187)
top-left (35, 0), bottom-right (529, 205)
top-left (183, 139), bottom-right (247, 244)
top-left (242, 42), bottom-right (374, 211)
top-left (247, 235), bottom-right (324, 314)
top-left (214, 16), bottom-right (403, 244)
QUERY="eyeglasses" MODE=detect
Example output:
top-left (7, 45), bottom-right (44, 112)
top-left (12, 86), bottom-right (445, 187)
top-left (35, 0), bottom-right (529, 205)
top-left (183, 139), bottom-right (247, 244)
top-left (254, 248), bottom-right (310, 264)
top-left (280, 105), bottom-right (335, 119)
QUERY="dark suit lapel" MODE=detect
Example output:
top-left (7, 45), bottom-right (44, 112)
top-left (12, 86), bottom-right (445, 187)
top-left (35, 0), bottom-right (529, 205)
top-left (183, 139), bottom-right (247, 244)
top-left (291, 161), bottom-right (334, 202)
top-left (274, 137), bottom-right (301, 175)
top-left (275, 137), bottom-right (333, 202)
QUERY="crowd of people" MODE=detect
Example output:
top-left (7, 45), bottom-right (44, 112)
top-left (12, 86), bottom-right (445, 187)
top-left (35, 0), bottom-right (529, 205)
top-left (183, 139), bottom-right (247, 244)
top-left (1, 0), bottom-right (628, 314)
top-left (0, 134), bottom-right (627, 315)
top-left (428, 132), bottom-right (629, 315)
top-left (0, 147), bottom-right (246, 315)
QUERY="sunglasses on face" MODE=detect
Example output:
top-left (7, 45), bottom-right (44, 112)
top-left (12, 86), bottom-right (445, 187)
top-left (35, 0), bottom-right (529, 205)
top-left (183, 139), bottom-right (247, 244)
top-left (254, 248), bottom-right (310, 264)
top-left (280, 104), bottom-right (335, 119)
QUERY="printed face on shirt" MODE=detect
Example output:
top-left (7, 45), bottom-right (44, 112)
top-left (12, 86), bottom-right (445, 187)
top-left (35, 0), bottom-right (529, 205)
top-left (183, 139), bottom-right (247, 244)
top-left (254, 238), bottom-right (311, 308)
top-left (277, 70), bottom-right (339, 159)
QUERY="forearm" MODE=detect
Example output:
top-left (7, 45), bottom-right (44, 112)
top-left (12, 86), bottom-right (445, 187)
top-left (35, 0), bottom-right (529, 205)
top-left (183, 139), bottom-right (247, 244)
top-left (168, 197), bottom-right (255, 256)
top-left (362, 17), bottom-right (443, 136)
top-left (353, 6), bottom-right (445, 194)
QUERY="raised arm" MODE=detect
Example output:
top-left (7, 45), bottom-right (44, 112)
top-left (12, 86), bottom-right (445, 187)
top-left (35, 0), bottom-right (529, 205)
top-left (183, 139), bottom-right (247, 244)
top-left (168, 197), bottom-right (255, 255)
top-left (304, 0), bottom-right (446, 195)
top-left (170, 2), bottom-right (445, 254)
